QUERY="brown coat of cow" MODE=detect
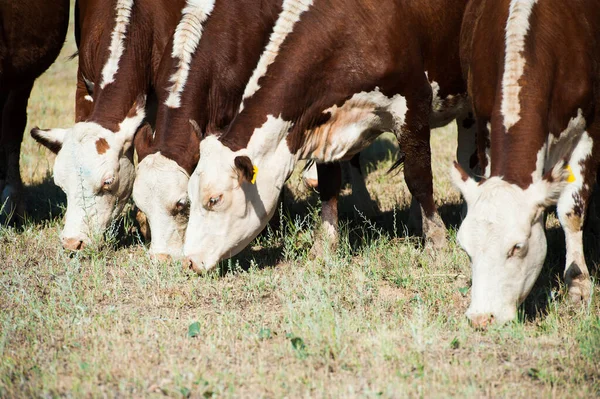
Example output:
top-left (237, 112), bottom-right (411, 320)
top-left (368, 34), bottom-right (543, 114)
top-left (74, 0), bottom-right (185, 129)
top-left (220, 0), bottom-right (472, 245)
top-left (0, 0), bottom-right (70, 222)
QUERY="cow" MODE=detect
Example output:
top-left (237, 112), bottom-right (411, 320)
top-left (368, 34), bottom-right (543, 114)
top-left (0, 0), bottom-right (69, 223)
top-left (183, 0), bottom-right (476, 272)
top-left (132, 0), bottom-right (283, 260)
top-left (133, 0), bottom-right (379, 261)
top-left (30, 0), bottom-right (184, 250)
top-left (454, 0), bottom-right (600, 327)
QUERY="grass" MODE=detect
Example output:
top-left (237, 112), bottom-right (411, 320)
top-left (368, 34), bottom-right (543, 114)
top-left (1, 15), bottom-right (599, 399)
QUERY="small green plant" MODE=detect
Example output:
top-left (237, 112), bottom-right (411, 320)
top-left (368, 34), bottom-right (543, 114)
top-left (188, 322), bottom-right (201, 338)
top-left (287, 334), bottom-right (308, 359)
top-left (258, 328), bottom-right (272, 341)
top-left (577, 315), bottom-right (600, 361)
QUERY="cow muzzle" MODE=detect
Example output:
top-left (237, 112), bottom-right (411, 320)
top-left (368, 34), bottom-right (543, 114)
top-left (467, 313), bottom-right (495, 330)
top-left (185, 255), bottom-right (215, 274)
top-left (61, 236), bottom-right (87, 251)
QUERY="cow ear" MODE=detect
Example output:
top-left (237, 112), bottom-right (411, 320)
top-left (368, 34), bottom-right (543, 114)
top-left (234, 155), bottom-right (256, 185)
top-left (118, 95), bottom-right (147, 150)
top-left (527, 161), bottom-right (571, 209)
top-left (30, 127), bottom-right (67, 154)
top-left (134, 123), bottom-right (155, 162)
top-left (83, 75), bottom-right (95, 96)
top-left (190, 119), bottom-right (204, 140)
top-left (451, 161), bottom-right (480, 206)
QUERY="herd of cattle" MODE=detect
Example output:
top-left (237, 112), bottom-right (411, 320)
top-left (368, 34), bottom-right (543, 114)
top-left (1, 0), bottom-right (598, 327)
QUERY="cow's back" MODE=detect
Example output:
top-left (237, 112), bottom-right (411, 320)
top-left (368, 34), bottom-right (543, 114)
top-left (0, 0), bottom-right (69, 88)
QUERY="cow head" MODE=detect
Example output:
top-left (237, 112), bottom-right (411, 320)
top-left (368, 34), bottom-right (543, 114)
top-left (184, 119), bottom-right (295, 271)
top-left (452, 161), bottom-right (569, 327)
top-left (31, 99), bottom-right (145, 250)
top-left (131, 120), bottom-right (203, 260)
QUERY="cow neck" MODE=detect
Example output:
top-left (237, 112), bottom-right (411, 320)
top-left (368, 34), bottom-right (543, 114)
top-left (488, 0), bottom-right (585, 190)
top-left (219, 2), bottom-right (388, 156)
top-left (154, 105), bottom-right (200, 176)
top-left (155, 0), bottom-right (283, 173)
top-left (489, 116), bottom-right (547, 189)
top-left (86, 2), bottom-right (152, 133)
top-left (89, 57), bottom-right (150, 132)
top-left (490, 65), bottom-right (550, 188)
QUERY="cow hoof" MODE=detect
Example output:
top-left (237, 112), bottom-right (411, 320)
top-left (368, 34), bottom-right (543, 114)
top-left (567, 276), bottom-right (591, 304)
top-left (424, 229), bottom-right (447, 251)
top-left (309, 236), bottom-right (338, 260)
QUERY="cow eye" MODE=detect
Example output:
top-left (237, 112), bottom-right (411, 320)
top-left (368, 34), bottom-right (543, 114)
top-left (207, 194), bottom-right (222, 209)
top-left (508, 242), bottom-right (527, 258)
top-left (102, 177), bottom-right (115, 190)
top-left (175, 198), bottom-right (189, 212)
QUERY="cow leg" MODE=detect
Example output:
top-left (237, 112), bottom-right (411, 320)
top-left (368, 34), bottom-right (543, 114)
top-left (556, 140), bottom-right (597, 304)
top-left (0, 91), bottom-right (8, 197)
top-left (345, 153), bottom-right (378, 218)
top-left (0, 81), bottom-right (34, 224)
top-left (456, 110), bottom-right (478, 176)
top-left (311, 161), bottom-right (342, 257)
top-left (400, 94), bottom-right (446, 249)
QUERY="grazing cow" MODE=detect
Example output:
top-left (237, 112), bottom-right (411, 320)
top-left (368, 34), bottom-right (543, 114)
top-left (183, 0), bottom-right (476, 271)
top-left (454, 0), bottom-right (600, 327)
top-left (0, 0), bottom-right (69, 223)
top-left (31, 0), bottom-right (184, 250)
top-left (132, 0), bottom-right (283, 260)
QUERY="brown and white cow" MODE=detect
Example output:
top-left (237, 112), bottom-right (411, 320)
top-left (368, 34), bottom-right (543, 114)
top-left (0, 0), bottom-right (69, 223)
top-left (132, 0), bottom-right (282, 260)
top-left (454, 0), bottom-right (599, 327)
top-left (183, 0), bottom-right (476, 271)
top-left (30, 0), bottom-right (184, 250)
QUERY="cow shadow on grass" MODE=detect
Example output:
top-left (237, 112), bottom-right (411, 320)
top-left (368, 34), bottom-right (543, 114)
top-left (18, 175), bottom-right (145, 252)
top-left (522, 199), bottom-right (600, 322)
top-left (22, 175), bottom-right (66, 225)
top-left (226, 194), bottom-right (465, 276)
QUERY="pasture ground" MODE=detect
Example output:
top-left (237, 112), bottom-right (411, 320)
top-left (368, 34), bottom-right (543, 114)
top-left (1, 15), bottom-right (599, 399)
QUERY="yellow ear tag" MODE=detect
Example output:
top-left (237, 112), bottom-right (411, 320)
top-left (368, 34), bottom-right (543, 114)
top-left (566, 164), bottom-right (576, 183)
top-left (251, 165), bottom-right (258, 184)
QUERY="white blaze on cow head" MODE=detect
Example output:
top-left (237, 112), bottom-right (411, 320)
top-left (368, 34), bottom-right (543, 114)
top-left (133, 152), bottom-right (190, 259)
top-left (31, 100), bottom-right (145, 250)
top-left (184, 116), bottom-right (295, 272)
top-left (452, 161), bottom-right (569, 327)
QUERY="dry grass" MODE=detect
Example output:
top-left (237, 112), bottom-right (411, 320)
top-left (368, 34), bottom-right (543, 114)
top-left (1, 15), bottom-right (599, 399)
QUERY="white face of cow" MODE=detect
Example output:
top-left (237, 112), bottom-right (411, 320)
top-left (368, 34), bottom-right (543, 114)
top-left (31, 106), bottom-right (144, 250)
top-left (452, 162), bottom-right (569, 326)
top-left (184, 131), bottom-right (295, 271)
top-left (133, 153), bottom-right (190, 259)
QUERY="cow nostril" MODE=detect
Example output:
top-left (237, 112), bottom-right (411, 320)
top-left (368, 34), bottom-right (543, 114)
top-left (62, 237), bottom-right (86, 251)
top-left (468, 313), bottom-right (493, 330)
top-left (185, 257), bottom-right (204, 274)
